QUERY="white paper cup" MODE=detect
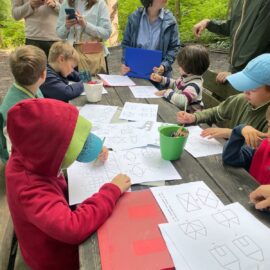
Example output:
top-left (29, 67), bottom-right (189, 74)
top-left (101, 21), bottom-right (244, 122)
top-left (84, 80), bottom-right (103, 102)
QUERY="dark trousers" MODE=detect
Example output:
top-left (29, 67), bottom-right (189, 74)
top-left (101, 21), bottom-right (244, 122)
top-left (25, 39), bottom-right (56, 57)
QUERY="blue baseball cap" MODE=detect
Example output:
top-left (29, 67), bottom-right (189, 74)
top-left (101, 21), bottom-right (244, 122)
top-left (227, 54), bottom-right (270, 91)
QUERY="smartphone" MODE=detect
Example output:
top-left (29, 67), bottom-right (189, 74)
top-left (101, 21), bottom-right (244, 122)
top-left (65, 8), bottom-right (76, 20)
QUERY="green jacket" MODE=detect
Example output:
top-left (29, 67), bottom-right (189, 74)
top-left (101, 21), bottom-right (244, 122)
top-left (194, 94), bottom-right (269, 132)
top-left (0, 83), bottom-right (43, 163)
top-left (207, 0), bottom-right (270, 72)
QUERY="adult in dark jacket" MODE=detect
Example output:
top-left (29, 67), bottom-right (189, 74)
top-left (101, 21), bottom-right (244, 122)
top-left (121, 0), bottom-right (180, 78)
top-left (193, 0), bottom-right (270, 82)
top-left (40, 41), bottom-right (84, 102)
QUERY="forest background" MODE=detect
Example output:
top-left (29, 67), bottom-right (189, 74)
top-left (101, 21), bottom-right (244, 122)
top-left (0, 0), bottom-right (229, 49)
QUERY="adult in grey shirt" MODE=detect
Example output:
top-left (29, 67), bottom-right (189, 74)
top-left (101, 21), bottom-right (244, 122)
top-left (12, 0), bottom-right (61, 56)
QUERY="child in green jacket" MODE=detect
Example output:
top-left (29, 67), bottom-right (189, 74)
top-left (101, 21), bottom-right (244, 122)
top-left (0, 45), bottom-right (46, 162)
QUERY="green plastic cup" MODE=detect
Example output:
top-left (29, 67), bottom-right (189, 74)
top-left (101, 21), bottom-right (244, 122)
top-left (159, 125), bottom-right (188, 161)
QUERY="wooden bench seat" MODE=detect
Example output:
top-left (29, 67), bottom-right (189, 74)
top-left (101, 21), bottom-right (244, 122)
top-left (0, 162), bottom-right (29, 270)
top-left (202, 69), bottom-right (238, 109)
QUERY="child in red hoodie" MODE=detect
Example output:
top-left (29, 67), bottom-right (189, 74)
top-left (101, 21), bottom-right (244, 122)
top-left (223, 105), bottom-right (270, 184)
top-left (5, 98), bottom-right (131, 270)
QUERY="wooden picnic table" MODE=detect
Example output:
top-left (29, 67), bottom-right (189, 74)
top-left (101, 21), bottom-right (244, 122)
top-left (72, 78), bottom-right (270, 270)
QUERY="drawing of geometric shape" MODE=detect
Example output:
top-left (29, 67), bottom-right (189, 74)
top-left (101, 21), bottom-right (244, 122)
top-left (212, 210), bottom-right (240, 228)
top-left (210, 245), bottom-right (241, 270)
top-left (124, 151), bottom-right (136, 162)
top-left (233, 235), bottom-right (264, 262)
top-left (176, 193), bottom-right (201, 212)
top-left (141, 147), bottom-right (155, 158)
top-left (179, 220), bottom-right (207, 240)
top-left (129, 163), bottom-right (145, 177)
top-left (196, 188), bottom-right (219, 208)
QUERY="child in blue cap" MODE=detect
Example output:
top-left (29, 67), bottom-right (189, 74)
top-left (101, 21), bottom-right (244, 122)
top-left (177, 54), bottom-right (270, 139)
top-left (5, 98), bottom-right (131, 270)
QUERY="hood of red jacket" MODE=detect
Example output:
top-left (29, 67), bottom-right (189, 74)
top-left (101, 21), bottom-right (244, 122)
top-left (7, 98), bottom-right (78, 177)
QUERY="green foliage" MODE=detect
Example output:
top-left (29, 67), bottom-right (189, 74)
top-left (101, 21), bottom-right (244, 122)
top-left (0, 0), bottom-right (25, 48)
top-left (118, 0), bottom-right (229, 44)
top-left (0, 19), bottom-right (25, 48)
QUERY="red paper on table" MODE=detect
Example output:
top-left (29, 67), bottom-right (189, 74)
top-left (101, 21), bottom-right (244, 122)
top-left (97, 189), bottom-right (174, 270)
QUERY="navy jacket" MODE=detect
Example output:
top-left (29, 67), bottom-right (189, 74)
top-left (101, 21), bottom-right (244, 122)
top-left (222, 124), bottom-right (255, 171)
top-left (40, 65), bottom-right (84, 102)
top-left (121, 7), bottom-right (180, 75)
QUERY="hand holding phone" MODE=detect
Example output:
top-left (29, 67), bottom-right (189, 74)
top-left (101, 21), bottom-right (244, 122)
top-left (65, 8), bottom-right (77, 20)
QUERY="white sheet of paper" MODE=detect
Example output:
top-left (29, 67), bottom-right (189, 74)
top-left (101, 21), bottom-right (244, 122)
top-left (185, 126), bottom-right (223, 157)
top-left (79, 104), bottom-right (118, 124)
top-left (151, 181), bottom-right (224, 223)
top-left (98, 74), bottom-right (136, 86)
top-left (159, 203), bottom-right (270, 270)
top-left (68, 147), bottom-right (181, 204)
top-left (129, 86), bottom-right (161, 98)
top-left (92, 123), bottom-right (149, 150)
top-left (81, 86), bottom-right (108, 95)
top-left (120, 102), bottom-right (158, 122)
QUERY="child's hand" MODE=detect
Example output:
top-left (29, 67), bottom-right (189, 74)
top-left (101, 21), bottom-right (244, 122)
top-left (150, 73), bottom-right (162, 83)
top-left (216, 71), bottom-right (231, 84)
top-left (201, 128), bottom-right (232, 139)
top-left (153, 65), bottom-right (165, 75)
top-left (155, 90), bottom-right (166, 96)
top-left (241, 126), bottom-right (268, 149)
top-left (111, 174), bottom-right (131, 194)
top-left (176, 111), bottom-right (196, 124)
top-left (121, 64), bottom-right (130, 75)
top-left (30, 0), bottom-right (44, 9)
top-left (250, 185), bottom-right (270, 210)
top-left (97, 147), bottom-right (109, 163)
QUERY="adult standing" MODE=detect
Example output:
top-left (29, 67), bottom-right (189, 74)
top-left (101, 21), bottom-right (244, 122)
top-left (193, 0), bottom-right (270, 83)
top-left (56, 0), bottom-right (112, 75)
top-left (12, 0), bottom-right (61, 56)
top-left (121, 0), bottom-right (180, 79)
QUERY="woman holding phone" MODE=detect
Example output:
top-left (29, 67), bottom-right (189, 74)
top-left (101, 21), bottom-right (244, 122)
top-left (56, 0), bottom-right (112, 75)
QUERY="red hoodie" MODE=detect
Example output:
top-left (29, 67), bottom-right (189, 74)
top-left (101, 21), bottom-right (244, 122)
top-left (5, 99), bottom-right (121, 270)
top-left (249, 139), bottom-right (270, 184)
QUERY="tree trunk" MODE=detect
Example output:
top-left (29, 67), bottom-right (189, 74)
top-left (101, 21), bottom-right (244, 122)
top-left (107, 0), bottom-right (119, 47)
top-left (175, 0), bottom-right (181, 24)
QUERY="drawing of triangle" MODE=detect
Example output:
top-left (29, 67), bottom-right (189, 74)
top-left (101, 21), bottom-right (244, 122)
top-left (178, 193), bottom-right (200, 211)
top-left (229, 217), bottom-right (239, 225)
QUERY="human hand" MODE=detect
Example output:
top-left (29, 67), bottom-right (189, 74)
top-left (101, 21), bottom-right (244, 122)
top-left (250, 185), bottom-right (270, 210)
top-left (153, 65), bottom-right (165, 75)
top-left (111, 173), bottom-right (131, 194)
top-left (176, 111), bottom-right (196, 124)
top-left (97, 147), bottom-right (109, 163)
top-left (155, 90), bottom-right (166, 96)
top-left (150, 73), bottom-right (162, 82)
top-left (241, 126), bottom-right (268, 149)
top-left (216, 71), bottom-right (231, 84)
top-left (76, 12), bottom-right (86, 28)
top-left (45, 0), bottom-right (56, 8)
top-left (30, 0), bottom-right (45, 9)
top-left (121, 64), bottom-right (130, 75)
top-left (65, 16), bottom-right (77, 30)
top-left (193, 19), bottom-right (210, 38)
top-left (201, 127), bottom-right (232, 139)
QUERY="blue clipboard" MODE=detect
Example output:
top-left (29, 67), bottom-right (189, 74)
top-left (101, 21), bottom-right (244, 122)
top-left (125, 47), bottom-right (162, 80)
